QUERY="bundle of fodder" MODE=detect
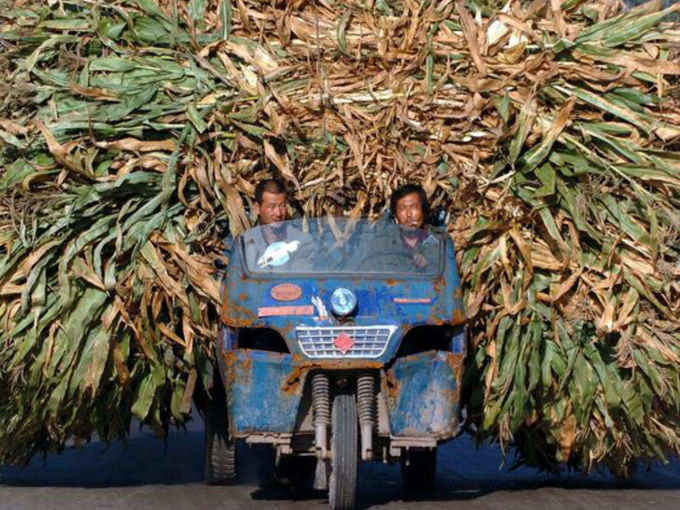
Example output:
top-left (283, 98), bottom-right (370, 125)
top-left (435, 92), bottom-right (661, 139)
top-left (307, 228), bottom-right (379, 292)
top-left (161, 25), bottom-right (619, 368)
top-left (1, 0), bottom-right (679, 475)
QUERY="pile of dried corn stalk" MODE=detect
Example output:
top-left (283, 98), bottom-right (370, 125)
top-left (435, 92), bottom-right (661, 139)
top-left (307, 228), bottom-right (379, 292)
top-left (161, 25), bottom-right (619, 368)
top-left (1, 0), bottom-right (679, 474)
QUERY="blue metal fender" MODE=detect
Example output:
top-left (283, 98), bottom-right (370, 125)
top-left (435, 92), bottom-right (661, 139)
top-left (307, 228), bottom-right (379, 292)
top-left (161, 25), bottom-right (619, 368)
top-left (223, 350), bottom-right (306, 434)
top-left (384, 350), bottom-right (463, 438)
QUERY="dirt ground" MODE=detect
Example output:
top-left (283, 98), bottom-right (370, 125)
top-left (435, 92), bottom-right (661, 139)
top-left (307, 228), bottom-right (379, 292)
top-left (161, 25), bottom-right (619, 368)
top-left (2, 413), bottom-right (680, 510)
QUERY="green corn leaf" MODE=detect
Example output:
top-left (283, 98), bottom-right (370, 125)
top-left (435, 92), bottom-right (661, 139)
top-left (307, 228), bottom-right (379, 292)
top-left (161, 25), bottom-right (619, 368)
top-left (219, 0), bottom-right (232, 40)
top-left (533, 163), bottom-right (556, 198)
top-left (131, 363), bottom-right (166, 420)
top-left (189, 0), bottom-right (207, 22)
top-left (336, 9), bottom-right (352, 56)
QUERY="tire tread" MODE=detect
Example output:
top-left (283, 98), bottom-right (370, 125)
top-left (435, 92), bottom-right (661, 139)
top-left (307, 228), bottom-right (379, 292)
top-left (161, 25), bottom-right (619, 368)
top-left (329, 392), bottom-right (358, 510)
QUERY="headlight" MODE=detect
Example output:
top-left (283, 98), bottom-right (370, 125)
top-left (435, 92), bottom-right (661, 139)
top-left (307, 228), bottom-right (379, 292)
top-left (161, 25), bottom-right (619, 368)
top-left (330, 288), bottom-right (357, 316)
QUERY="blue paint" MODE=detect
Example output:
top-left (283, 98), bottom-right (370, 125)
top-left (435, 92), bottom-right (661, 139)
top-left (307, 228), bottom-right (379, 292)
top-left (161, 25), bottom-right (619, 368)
top-left (221, 327), bottom-right (236, 351)
top-left (218, 219), bottom-right (465, 439)
top-left (386, 351), bottom-right (460, 437)
top-left (226, 350), bottom-right (304, 434)
top-left (450, 326), bottom-right (465, 354)
top-left (223, 270), bottom-right (463, 361)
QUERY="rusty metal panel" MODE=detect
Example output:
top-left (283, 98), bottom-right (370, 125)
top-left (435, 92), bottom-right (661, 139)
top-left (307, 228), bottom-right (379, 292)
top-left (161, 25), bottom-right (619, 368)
top-left (384, 351), bottom-right (462, 438)
top-left (223, 350), bottom-right (306, 434)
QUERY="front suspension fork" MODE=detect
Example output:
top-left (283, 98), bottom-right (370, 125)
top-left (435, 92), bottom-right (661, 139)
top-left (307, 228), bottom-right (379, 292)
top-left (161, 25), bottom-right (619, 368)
top-left (311, 371), bottom-right (376, 465)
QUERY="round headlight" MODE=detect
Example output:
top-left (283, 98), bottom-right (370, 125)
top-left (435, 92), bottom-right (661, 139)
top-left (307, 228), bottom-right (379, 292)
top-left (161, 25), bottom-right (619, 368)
top-left (330, 288), bottom-right (357, 316)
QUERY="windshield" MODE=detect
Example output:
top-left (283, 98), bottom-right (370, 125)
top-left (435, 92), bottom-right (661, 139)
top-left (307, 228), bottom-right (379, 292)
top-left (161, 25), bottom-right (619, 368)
top-left (240, 218), bottom-right (443, 276)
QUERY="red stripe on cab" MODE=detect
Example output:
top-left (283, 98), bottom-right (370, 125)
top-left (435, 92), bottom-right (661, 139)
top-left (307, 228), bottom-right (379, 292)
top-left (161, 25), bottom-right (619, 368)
top-left (393, 298), bottom-right (432, 304)
top-left (258, 305), bottom-right (315, 317)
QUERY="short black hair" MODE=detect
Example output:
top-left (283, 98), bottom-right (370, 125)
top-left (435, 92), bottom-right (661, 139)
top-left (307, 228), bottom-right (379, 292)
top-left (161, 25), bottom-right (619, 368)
top-left (255, 178), bottom-right (288, 204)
top-left (390, 184), bottom-right (429, 218)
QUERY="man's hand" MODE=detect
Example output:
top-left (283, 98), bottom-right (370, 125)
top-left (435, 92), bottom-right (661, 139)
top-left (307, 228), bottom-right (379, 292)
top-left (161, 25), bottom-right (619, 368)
top-left (413, 253), bottom-right (427, 268)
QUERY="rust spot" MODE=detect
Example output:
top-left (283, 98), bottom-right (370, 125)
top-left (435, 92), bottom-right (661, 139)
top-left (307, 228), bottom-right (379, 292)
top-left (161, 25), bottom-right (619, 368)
top-left (441, 385), bottom-right (461, 405)
top-left (222, 315), bottom-right (255, 328)
top-left (384, 368), bottom-right (400, 402)
top-left (223, 350), bottom-right (237, 368)
top-left (281, 365), bottom-right (307, 396)
top-left (440, 367), bottom-right (462, 410)
top-left (240, 351), bottom-right (252, 373)
top-left (238, 292), bottom-right (248, 302)
top-left (453, 287), bottom-right (463, 299)
top-left (298, 360), bottom-right (384, 370)
top-left (238, 357), bottom-right (253, 386)
top-left (428, 306), bottom-right (442, 324)
top-left (386, 279), bottom-right (398, 287)
top-left (434, 276), bottom-right (445, 294)
top-left (445, 352), bottom-right (464, 373)
top-left (281, 358), bottom-right (385, 396)
top-left (222, 351), bottom-right (239, 388)
top-left (221, 297), bottom-right (257, 327)
top-left (445, 352), bottom-right (465, 401)
top-left (451, 307), bottom-right (466, 326)
top-left (290, 353), bottom-right (305, 364)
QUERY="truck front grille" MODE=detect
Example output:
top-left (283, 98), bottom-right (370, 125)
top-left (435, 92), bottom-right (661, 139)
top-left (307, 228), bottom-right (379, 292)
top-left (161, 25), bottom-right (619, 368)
top-left (296, 325), bottom-right (397, 359)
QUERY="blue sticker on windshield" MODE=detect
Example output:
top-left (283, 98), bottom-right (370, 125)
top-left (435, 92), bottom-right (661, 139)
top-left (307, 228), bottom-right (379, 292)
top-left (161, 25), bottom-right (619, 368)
top-left (257, 241), bottom-right (300, 268)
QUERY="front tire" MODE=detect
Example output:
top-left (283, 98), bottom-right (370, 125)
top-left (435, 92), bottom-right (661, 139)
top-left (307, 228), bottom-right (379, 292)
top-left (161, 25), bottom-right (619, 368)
top-left (329, 392), bottom-right (358, 510)
top-left (204, 387), bottom-right (237, 484)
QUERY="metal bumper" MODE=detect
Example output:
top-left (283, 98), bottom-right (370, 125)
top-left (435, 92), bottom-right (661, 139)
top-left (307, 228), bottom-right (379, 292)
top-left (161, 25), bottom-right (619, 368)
top-left (219, 348), bottom-right (463, 441)
top-left (384, 350), bottom-right (463, 439)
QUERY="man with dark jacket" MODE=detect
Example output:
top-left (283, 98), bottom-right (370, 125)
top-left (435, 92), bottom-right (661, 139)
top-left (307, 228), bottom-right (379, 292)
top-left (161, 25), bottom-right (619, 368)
top-left (389, 184), bottom-right (438, 268)
top-left (241, 179), bottom-right (312, 271)
top-left (223, 178), bottom-right (290, 262)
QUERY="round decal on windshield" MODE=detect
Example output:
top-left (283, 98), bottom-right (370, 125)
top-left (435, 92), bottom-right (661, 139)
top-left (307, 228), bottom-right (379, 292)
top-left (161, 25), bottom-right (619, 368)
top-left (257, 240), bottom-right (300, 268)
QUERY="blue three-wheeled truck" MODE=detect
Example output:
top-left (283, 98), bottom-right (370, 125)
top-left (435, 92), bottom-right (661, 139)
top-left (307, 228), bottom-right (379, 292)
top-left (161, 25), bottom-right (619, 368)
top-left (206, 217), bottom-right (466, 509)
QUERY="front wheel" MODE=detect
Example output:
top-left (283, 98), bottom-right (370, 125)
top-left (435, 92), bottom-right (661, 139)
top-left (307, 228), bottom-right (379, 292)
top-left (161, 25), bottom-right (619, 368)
top-left (204, 389), bottom-right (238, 484)
top-left (328, 392), bottom-right (358, 510)
top-left (401, 448), bottom-right (437, 492)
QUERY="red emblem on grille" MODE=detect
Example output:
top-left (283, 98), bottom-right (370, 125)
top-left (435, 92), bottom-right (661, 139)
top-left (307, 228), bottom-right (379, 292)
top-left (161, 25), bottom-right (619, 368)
top-left (334, 333), bottom-right (354, 354)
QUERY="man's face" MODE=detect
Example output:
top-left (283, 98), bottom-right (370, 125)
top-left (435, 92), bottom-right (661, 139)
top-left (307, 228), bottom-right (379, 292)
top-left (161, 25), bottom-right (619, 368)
top-left (254, 191), bottom-right (288, 226)
top-left (395, 192), bottom-right (425, 230)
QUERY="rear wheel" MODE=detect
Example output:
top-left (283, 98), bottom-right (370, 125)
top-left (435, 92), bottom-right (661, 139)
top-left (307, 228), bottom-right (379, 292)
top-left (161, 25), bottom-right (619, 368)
top-left (204, 383), bottom-right (237, 484)
top-left (401, 448), bottom-right (437, 492)
top-left (328, 392), bottom-right (358, 510)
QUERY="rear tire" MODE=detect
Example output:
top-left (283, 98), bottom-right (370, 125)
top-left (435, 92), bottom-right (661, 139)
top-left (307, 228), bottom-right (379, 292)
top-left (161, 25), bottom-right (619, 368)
top-left (329, 392), bottom-right (358, 510)
top-left (401, 448), bottom-right (437, 492)
top-left (204, 384), bottom-right (237, 484)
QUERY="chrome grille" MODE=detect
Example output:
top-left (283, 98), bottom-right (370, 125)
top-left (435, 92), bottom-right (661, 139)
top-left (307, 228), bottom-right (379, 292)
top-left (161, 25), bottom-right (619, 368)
top-left (296, 325), bottom-right (397, 359)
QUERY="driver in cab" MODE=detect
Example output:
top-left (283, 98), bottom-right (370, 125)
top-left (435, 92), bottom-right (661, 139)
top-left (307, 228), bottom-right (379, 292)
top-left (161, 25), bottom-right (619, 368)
top-left (390, 184), bottom-right (438, 269)
top-left (243, 178), bottom-right (312, 270)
